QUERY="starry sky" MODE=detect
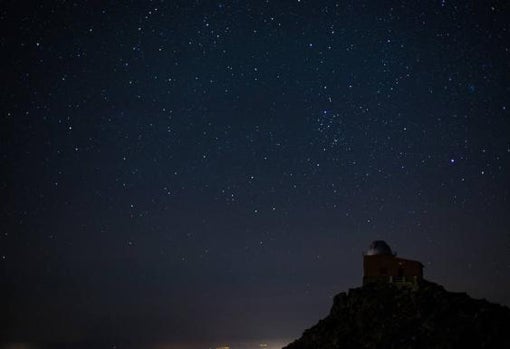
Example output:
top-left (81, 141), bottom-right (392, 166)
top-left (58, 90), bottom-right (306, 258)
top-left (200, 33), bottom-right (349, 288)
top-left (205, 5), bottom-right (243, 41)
top-left (1, 0), bottom-right (510, 348)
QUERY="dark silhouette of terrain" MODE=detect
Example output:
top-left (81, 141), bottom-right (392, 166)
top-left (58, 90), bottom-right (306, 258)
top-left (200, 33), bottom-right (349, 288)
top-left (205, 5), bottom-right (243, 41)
top-left (284, 280), bottom-right (510, 349)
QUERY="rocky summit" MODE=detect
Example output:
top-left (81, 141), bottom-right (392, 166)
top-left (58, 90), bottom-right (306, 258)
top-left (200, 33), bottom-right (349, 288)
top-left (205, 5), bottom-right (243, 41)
top-left (284, 280), bottom-right (510, 349)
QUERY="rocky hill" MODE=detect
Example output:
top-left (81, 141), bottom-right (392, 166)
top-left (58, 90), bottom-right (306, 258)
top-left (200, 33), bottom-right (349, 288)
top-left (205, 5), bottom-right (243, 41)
top-left (284, 280), bottom-right (510, 349)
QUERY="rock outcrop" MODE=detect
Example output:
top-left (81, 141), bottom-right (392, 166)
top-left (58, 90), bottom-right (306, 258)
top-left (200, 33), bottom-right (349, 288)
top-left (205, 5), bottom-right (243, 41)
top-left (284, 280), bottom-right (510, 349)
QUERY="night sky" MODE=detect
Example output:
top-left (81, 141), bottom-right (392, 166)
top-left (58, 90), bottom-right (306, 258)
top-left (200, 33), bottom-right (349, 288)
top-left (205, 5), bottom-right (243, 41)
top-left (2, 1), bottom-right (510, 348)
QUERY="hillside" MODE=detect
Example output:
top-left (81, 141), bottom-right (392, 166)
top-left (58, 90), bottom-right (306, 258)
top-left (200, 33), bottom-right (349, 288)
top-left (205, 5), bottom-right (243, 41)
top-left (284, 280), bottom-right (510, 349)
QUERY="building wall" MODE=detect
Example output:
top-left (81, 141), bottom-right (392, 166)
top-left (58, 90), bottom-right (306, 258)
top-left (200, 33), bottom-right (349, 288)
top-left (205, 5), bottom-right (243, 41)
top-left (363, 254), bottom-right (423, 285)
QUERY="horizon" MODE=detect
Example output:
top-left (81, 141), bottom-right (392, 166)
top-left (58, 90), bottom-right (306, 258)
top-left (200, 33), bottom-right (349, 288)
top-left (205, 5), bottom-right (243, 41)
top-left (0, 338), bottom-right (292, 349)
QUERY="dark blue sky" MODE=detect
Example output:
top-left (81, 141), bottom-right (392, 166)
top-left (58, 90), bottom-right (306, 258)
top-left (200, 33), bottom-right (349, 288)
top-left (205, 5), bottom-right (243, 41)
top-left (2, 1), bottom-right (509, 347)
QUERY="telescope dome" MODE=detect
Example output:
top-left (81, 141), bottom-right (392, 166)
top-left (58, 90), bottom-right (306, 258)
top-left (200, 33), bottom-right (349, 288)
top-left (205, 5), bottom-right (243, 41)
top-left (366, 240), bottom-right (393, 256)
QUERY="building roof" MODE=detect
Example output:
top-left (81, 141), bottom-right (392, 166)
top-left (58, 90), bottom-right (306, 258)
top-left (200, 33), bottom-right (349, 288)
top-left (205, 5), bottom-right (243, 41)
top-left (366, 240), bottom-right (394, 256)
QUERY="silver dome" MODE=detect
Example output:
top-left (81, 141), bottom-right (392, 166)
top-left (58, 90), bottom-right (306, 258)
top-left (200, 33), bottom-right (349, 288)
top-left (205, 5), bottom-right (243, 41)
top-left (366, 240), bottom-right (394, 256)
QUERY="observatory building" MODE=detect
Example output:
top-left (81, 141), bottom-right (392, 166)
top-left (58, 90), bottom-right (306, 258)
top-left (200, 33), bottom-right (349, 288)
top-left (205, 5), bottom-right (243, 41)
top-left (363, 240), bottom-right (423, 286)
